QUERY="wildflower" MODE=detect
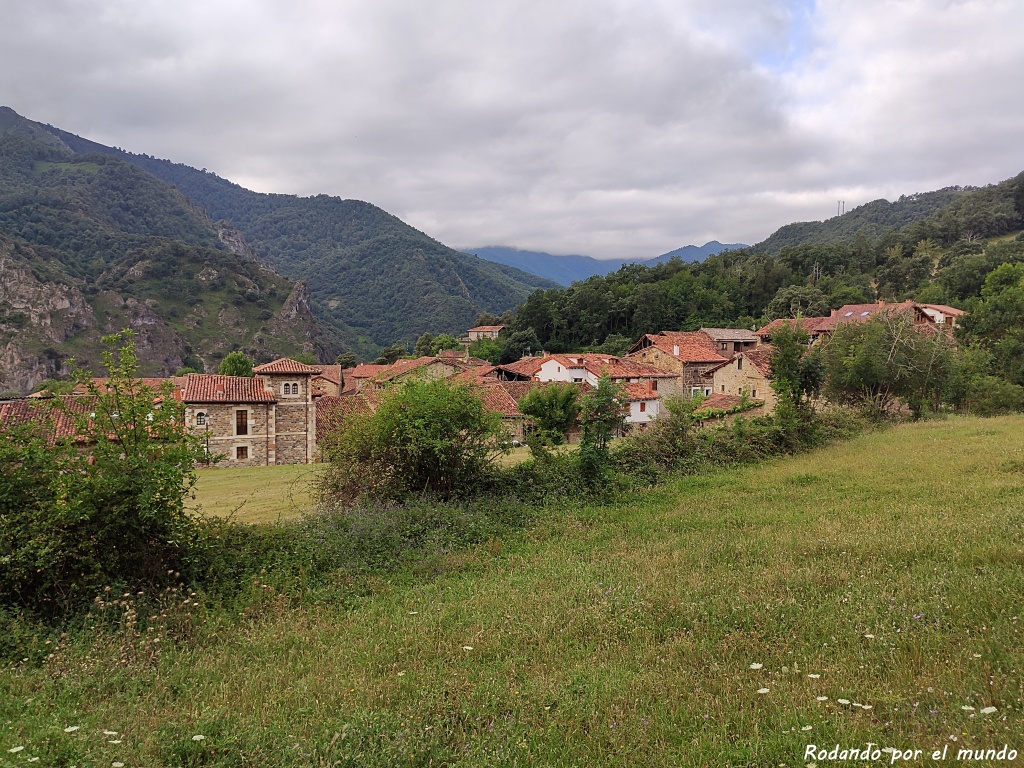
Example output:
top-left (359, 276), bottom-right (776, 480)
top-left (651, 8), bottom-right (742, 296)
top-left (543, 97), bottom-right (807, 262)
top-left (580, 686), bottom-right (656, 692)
top-left (408, 611), bottom-right (419, 615)
top-left (749, 663), bottom-right (763, 670)
top-left (961, 705), bottom-right (975, 711)
top-left (837, 698), bottom-right (850, 705)
top-left (807, 674), bottom-right (820, 679)
top-left (397, 671), bottom-right (406, 676)
top-left (103, 730), bottom-right (118, 736)
top-left (802, 725), bottom-right (812, 731)
top-left (972, 653), bottom-right (981, 658)
top-left (862, 705), bottom-right (873, 710)
top-left (757, 688), bottom-right (770, 694)
top-left (192, 735), bottom-right (206, 741)
top-left (981, 706), bottom-right (997, 715)
top-left (108, 740), bottom-right (122, 744)
top-left (113, 763), bottom-right (125, 767)
top-left (28, 759), bottom-right (39, 763)
top-left (8, 746), bottom-right (24, 754)
top-left (462, 646), bottom-right (473, 651)
top-left (816, 696), bottom-right (828, 701)
top-left (64, 726), bottom-right (80, 732)
top-left (863, 634), bottom-right (875, 639)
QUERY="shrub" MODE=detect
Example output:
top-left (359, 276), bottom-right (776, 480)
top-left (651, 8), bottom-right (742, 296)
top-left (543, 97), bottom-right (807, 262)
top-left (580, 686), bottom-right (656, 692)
top-left (0, 332), bottom-right (206, 618)
top-left (316, 378), bottom-right (510, 505)
top-left (967, 375), bottom-right (1024, 416)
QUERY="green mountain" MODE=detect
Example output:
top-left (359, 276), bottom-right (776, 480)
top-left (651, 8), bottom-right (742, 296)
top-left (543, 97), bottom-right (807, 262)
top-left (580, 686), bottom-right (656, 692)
top-left (0, 108), bottom-right (343, 394)
top-left (36, 115), bottom-right (557, 352)
top-left (503, 173), bottom-right (1024, 351)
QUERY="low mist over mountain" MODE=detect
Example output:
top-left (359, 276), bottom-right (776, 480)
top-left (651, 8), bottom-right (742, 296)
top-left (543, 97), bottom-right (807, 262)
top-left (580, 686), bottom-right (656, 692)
top-left (467, 241), bottom-right (748, 286)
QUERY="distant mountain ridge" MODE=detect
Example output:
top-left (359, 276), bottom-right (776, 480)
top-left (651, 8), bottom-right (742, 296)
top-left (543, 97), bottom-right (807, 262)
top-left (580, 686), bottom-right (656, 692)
top-left (467, 241), bottom-right (748, 286)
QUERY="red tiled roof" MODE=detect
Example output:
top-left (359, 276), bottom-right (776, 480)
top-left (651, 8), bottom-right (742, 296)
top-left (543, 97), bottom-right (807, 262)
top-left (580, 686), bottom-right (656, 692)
top-left (704, 346), bottom-right (776, 378)
top-left (182, 374), bottom-right (276, 403)
top-left (316, 364), bottom-right (343, 384)
top-left (316, 394), bottom-right (375, 443)
top-left (627, 332), bottom-right (728, 364)
top-left (473, 382), bottom-right (524, 418)
top-left (0, 397), bottom-right (94, 442)
top-left (699, 327), bottom-right (758, 342)
top-left (920, 303), bottom-right (965, 316)
top-left (754, 316), bottom-right (832, 338)
top-left (371, 357), bottom-right (460, 383)
top-left (349, 364), bottom-right (391, 379)
top-left (467, 325), bottom-right (505, 332)
top-left (252, 358), bottom-right (322, 375)
top-left (621, 383), bottom-right (659, 401)
top-left (584, 358), bottom-right (680, 379)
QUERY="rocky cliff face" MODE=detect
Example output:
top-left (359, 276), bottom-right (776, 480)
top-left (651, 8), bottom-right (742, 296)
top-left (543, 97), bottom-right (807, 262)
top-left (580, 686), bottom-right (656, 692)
top-left (266, 281), bottom-right (337, 361)
top-left (216, 221), bottom-right (262, 263)
top-left (0, 245), bottom-right (95, 393)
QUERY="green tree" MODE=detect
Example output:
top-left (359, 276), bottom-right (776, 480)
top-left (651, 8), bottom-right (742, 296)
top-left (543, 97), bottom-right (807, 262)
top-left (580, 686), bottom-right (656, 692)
top-left (959, 262), bottom-right (1024, 385)
top-left (519, 383), bottom-right (580, 445)
top-left (0, 331), bottom-right (205, 617)
top-left (334, 352), bottom-right (358, 368)
top-left (769, 322), bottom-right (824, 410)
top-left (372, 344), bottom-right (407, 365)
top-left (413, 332), bottom-right (434, 357)
top-left (765, 285), bottom-right (830, 320)
top-left (218, 350), bottom-right (254, 377)
top-left (468, 337), bottom-right (503, 364)
top-left (316, 378), bottom-right (509, 504)
top-left (430, 334), bottom-right (461, 355)
top-left (820, 314), bottom-right (954, 417)
top-left (580, 375), bottom-right (624, 450)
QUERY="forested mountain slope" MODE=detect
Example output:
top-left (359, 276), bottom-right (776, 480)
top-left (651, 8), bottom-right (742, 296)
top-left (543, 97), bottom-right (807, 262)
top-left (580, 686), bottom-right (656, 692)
top-left (501, 173), bottom-right (1024, 354)
top-left (0, 109), bottom-right (342, 393)
top-left (37, 115), bottom-right (557, 350)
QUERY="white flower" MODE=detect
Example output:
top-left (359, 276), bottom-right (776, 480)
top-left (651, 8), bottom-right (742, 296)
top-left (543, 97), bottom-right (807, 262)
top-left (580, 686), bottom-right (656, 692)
top-left (113, 763), bottom-right (125, 767)
top-left (28, 759), bottom-right (39, 763)
top-left (802, 725), bottom-right (812, 731)
top-left (757, 688), bottom-right (770, 694)
top-left (816, 696), bottom-right (828, 701)
top-left (397, 671), bottom-right (406, 676)
top-left (862, 704), bottom-right (873, 710)
top-left (961, 705), bottom-right (975, 711)
top-left (8, 746), bottom-right (24, 754)
top-left (64, 726), bottom-right (80, 733)
top-left (749, 663), bottom-right (763, 670)
top-left (807, 674), bottom-right (820, 679)
top-left (863, 634), bottom-right (875, 639)
top-left (837, 698), bottom-right (850, 705)
top-left (103, 730), bottom-right (118, 736)
top-left (108, 740), bottom-right (122, 744)
top-left (408, 611), bottom-right (419, 615)
top-left (981, 706), bottom-right (998, 715)
top-left (972, 653), bottom-right (981, 658)
top-left (462, 645), bottom-right (473, 651)
top-left (192, 735), bottom-right (205, 741)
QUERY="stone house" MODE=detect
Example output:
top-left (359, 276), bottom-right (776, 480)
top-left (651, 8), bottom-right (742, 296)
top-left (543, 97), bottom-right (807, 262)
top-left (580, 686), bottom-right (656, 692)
top-left (623, 332), bottom-right (728, 396)
top-left (703, 347), bottom-right (778, 412)
top-left (466, 325), bottom-right (505, 341)
top-left (183, 358), bottom-right (321, 467)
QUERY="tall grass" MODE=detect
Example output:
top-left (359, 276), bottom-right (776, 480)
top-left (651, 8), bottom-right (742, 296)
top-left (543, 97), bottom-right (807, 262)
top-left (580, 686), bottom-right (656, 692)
top-left (2, 416), bottom-right (1022, 766)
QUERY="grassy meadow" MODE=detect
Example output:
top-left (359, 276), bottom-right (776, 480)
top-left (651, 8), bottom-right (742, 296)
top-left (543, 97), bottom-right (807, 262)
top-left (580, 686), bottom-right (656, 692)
top-left (3, 416), bottom-right (1024, 766)
top-left (191, 464), bottom-right (322, 523)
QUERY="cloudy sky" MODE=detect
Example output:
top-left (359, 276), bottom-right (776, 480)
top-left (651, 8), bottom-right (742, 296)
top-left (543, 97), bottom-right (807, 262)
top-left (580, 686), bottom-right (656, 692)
top-left (2, 0), bottom-right (1023, 258)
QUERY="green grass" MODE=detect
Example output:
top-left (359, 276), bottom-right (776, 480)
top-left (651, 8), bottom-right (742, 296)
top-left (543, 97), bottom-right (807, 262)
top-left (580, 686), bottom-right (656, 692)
top-left (3, 416), bottom-right (1024, 766)
top-left (191, 464), bottom-right (323, 523)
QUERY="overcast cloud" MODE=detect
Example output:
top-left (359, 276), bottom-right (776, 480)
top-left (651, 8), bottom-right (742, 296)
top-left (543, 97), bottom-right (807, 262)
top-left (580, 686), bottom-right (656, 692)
top-left (1, 0), bottom-right (1022, 258)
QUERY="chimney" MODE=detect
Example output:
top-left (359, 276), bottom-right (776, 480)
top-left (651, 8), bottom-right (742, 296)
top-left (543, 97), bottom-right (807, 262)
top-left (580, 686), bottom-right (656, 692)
top-left (673, 344), bottom-right (679, 356)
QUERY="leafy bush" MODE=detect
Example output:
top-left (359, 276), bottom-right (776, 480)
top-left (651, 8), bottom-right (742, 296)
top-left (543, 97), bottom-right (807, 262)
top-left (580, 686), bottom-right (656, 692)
top-left (967, 375), bottom-right (1024, 416)
top-left (0, 332), bottom-right (206, 618)
top-left (316, 378), bottom-right (510, 505)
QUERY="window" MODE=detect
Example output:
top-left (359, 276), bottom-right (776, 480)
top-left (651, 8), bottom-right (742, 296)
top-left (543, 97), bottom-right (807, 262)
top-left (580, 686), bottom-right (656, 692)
top-left (236, 446), bottom-right (248, 460)
top-left (720, 385), bottom-right (725, 392)
top-left (196, 412), bottom-right (207, 426)
top-left (690, 387), bottom-right (702, 396)
top-left (752, 390), bottom-right (757, 398)
top-left (651, 380), bottom-right (657, 392)
top-left (236, 409), bottom-right (248, 436)
top-left (737, 357), bottom-right (743, 370)
top-left (639, 401), bottom-right (646, 413)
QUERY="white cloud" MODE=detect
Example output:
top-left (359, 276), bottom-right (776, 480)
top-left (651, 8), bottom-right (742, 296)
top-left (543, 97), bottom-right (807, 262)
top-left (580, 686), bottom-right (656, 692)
top-left (0, 0), bottom-right (1022, 258)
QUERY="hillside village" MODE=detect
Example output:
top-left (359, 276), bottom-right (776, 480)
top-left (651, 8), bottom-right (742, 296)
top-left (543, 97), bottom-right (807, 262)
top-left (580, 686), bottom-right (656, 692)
top-left (0, 299), bottom-right (965, 468)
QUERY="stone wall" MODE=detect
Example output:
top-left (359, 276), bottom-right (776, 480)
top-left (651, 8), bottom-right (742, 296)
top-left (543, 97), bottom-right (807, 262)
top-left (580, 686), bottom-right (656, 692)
top-left (187, 403), bottom-right (272, 467)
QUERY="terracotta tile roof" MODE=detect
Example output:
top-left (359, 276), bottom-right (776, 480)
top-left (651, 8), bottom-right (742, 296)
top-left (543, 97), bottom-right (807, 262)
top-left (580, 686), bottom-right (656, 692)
top-left (467, 325), bottom-right (505, 332)
top-left (252, 358), bottom-right (322, 375)
top-left (371, 357), bottom-right (460, 384)
top-left (704, 346), bottom-right (776, 378)
top-left (621, 383), bottom-right (659, 401)
top-left (316, 394), bottom-right (375, 443)
top-left (182, 374), bottom-right (276, 403)
top-left (696, 393), bottom-right (764, 412)
top-left (754, 316), bottom-right (832, 338)
top-left (627, 332), bottom-right (728, 364)
top-left (584, 358), bottom-right (679, 379)
top-left (699, 327), bottom-right (758, 342)
top-left (316, 364), bottom-right (343, 384)
top-left (920, 303), bottom-right (965, 316)
top-left (79, 377), bottom-right (176, 395)
top-left (349, 364), bottom-right (391, 380)
top-left (495, 356), bottom-right (546, 379)
top-left (473, 382), bottom-right (524, 418)
top-left (0, 397), bottom-right (93, 442)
